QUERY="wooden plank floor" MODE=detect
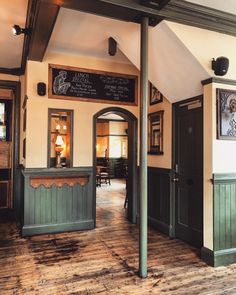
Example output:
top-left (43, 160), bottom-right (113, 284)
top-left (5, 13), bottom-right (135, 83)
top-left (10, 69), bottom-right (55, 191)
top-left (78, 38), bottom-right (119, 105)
top-left (1, 179), bottom-right (236, 294)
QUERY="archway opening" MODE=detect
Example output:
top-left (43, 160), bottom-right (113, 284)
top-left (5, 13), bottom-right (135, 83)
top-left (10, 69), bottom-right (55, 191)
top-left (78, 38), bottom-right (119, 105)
top-left (93, 107), bottom-right (138, 226)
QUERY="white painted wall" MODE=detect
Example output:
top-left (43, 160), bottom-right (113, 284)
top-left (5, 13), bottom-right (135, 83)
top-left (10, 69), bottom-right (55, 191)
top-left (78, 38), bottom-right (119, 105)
top-left (167, 21), bottom-right (236, 81)
top-left (25, 52), bottom-right (140, 168)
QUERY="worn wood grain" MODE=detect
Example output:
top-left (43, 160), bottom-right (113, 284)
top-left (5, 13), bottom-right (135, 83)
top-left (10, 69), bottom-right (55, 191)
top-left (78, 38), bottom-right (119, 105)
top-left (1, 179), bottom-right (236, 294)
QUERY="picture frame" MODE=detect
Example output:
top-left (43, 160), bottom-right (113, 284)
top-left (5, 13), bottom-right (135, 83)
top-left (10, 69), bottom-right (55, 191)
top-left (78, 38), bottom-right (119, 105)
top-left (23, 138), bottom-right (26, 159)
top-left (23, 108), bottom-right (27, 132)
top-left (149, 83), bottom-right (163, 105)
top-left (148, 111), bottom-right (164, 155)
top-left (217, 88), bottom-right (236, 140)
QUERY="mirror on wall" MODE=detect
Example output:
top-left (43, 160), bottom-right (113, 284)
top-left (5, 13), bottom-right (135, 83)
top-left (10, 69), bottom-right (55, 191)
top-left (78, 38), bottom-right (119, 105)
top-left (48, 108), bottom-right (73, 168)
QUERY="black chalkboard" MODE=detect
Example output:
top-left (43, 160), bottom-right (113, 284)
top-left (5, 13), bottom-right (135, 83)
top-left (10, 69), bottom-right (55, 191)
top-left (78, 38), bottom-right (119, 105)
top-left (49, 65), bottom-right (137, 105)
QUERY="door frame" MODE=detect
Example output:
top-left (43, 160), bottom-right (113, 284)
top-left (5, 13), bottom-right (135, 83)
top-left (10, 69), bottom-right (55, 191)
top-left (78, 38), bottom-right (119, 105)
top-left (93, 107), bottom-right (138, 225)
top-left (0, 80), bottom-right (21, 220)
top-left (171, 95), bottom-right (203, 240)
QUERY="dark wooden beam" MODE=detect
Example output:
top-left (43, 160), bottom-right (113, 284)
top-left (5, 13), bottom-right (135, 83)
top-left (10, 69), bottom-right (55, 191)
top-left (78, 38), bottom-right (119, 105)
top-left (59, 0), bottom-right (236, 37)
top-left (28, 0), bottom-right (60, 61)
top-left (0, 68), bottom-right (22, 76)
top-left (140, 0), bottom-right (171, 10)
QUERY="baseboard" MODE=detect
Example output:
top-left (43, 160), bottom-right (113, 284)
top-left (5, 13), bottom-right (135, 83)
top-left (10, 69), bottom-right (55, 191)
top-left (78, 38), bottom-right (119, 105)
top-left (148, 216), bottom-right (170, 235)
top-left (22, 220), bottom-right (94, 237)
top-left (201, 246), bottom-right (236, 267)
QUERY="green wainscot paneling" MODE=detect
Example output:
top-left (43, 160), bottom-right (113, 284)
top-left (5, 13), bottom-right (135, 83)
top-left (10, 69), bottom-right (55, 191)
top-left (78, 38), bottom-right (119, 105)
top-left (22, 168), bottom-right (94, 236)
top-left (147, 167), bottom-right (172, 236)
top-left (201, 173), bottom-right (236, 266)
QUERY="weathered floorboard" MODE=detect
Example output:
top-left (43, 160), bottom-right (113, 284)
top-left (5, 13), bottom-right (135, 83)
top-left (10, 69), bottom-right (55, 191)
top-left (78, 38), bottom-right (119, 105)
top-left (1, 179), bottom-right (236, 294)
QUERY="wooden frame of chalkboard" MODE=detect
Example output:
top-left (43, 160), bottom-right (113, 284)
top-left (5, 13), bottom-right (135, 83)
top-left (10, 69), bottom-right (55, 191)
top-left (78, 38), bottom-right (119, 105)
top-left (48, 64), bottom-right (138, 106)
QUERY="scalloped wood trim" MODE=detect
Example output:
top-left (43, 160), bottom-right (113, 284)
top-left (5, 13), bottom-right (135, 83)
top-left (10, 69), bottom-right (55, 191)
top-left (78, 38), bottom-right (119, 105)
top-left (30, 175), bottom-right (89, 188)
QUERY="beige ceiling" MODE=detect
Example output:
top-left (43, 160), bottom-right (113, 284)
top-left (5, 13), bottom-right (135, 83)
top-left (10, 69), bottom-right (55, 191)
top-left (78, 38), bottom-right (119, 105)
top-left (47, 8), bottom-right (210, 102)
top-left (0, 0), bottom-right (28, 68)
top-left (185, 0), bottom-right (236, 15)
top-left (47, 8), bottom-right (131, 64)
top-left (1, 0), bottom-right (236, 73)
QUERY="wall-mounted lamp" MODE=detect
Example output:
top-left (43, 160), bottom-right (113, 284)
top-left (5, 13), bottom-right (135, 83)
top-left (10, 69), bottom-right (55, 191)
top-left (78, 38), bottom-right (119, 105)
top-left (12, 24), bottom-right (30, 36)
top-left (212, 56), bottom-right (229, 76)
top-left (108, 37), bottom-right (117, 56)
top-left (55, 135), bottom-right (64, 168)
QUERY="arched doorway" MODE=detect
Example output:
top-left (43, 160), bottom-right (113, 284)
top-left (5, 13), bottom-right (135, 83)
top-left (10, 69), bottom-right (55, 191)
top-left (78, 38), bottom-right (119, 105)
top-left (93, 107), bottom-right (138, 225)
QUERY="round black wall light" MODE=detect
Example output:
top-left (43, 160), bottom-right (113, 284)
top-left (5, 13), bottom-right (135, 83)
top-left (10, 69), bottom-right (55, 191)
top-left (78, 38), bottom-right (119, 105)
top-left (12, 24), bottom-right (30, 36)
top-left (212, 56), bottom-right (229, 76)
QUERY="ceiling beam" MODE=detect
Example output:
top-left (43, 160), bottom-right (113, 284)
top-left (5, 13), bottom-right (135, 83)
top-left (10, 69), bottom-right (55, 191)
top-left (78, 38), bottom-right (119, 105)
top-left (28, 0), bottom-right (60, 62)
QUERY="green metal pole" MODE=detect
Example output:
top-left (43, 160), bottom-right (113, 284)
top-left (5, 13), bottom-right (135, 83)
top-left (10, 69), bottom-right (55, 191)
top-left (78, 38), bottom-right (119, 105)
top-left (139, 15), bottom-right (149, 278)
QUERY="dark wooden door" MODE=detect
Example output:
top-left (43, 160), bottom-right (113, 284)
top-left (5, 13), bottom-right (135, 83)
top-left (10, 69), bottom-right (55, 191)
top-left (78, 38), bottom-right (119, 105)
top-left (173, 98), bottom-right (203, 248)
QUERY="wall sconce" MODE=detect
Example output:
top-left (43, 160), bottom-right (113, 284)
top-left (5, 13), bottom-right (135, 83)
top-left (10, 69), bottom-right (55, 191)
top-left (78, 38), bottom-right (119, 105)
top-left (55, 135), bottom-right (64, 168)
top-left (12, 24), bottom-right (30, 36)
top-left (212, 56), bottom-right (229, 76)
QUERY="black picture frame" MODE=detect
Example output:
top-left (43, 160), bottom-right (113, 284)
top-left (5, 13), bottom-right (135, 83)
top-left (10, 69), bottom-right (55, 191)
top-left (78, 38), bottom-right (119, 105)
top-left (217, 88), bottom-right (236, 140)
top-left (148, 111), bottom-right (164, 155)
top-left (23, 108), bottom-right (26, 132)
top-left (150, 83), bottom-right (163, 105)
top-left (23, 138), bottom-right (26, 159)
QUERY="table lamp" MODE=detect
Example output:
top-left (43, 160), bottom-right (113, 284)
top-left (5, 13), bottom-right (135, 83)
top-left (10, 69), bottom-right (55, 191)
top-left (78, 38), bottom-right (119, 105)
top-left (55, 135), bottom-right (64, 168)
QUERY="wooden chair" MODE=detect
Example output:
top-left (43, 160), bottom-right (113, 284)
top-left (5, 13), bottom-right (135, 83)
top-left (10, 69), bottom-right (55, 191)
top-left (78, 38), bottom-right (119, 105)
top-left (96, 166), bottom-right (101, 187)
top-left (96, 165), bottom-right (111, 186)
top-left (100, 166), bottom-right (111, 185)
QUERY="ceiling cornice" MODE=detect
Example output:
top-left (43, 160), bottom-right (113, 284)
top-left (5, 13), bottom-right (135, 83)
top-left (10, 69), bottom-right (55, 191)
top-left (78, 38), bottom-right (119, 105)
top-left (162, 0), bottom-right (236, 37)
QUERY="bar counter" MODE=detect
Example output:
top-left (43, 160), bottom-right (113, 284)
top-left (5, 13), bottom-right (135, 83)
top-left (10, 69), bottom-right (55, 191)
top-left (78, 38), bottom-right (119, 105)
top-left (22, 167), bottom-right (94, 236)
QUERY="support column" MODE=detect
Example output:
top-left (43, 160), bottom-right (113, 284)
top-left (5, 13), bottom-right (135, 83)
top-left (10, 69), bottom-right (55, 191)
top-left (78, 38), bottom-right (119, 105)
top-left (139, 15), bottom-right (149, 278)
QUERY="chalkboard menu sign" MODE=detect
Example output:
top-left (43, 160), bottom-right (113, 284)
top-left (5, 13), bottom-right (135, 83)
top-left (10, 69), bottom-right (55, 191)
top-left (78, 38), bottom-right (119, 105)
top-left (49, 64), bottom-right (138, 105)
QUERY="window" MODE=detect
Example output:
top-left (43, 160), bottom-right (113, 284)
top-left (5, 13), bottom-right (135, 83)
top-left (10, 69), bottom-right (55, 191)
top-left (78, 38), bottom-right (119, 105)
top-left (48, 109), bottom-right (73, 168)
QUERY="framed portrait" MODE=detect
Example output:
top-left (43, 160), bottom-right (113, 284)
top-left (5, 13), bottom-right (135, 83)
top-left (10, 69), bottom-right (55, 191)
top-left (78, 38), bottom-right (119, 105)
top-left (217, 88), bottom-right (236, 140)
top-left (150, 83), bottom-right (163, 105)
top-left (148, 111), bottom-right (164, 155)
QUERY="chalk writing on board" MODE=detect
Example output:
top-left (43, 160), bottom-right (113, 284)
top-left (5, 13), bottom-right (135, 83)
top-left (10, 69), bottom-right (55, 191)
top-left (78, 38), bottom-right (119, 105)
top-left (49, 65), bottom-right (137, 105)
top-left (53, 71), bottom-right (71, 95)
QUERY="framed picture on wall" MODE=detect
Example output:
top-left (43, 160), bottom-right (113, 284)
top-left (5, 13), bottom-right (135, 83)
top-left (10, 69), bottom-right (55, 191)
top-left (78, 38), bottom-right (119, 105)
top-left (148, 111), bottom-right (164, 155)
top-left (150, 83), bottom-right (163, 105)
top-left (217, 88), bottom-right (236, 140)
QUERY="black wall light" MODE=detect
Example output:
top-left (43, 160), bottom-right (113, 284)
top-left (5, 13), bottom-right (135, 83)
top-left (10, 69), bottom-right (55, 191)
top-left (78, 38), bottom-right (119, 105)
top-left (108, 37), bottom-right (117, 56)
top-left (12, 24), bottom-right (30, 36)
top-left (212, 56), bottom-right (229, 76)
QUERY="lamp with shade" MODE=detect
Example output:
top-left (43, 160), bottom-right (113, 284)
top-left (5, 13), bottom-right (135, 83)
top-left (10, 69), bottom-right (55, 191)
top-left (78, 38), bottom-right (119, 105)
top-left (55, 135), bottom-right (64, 168)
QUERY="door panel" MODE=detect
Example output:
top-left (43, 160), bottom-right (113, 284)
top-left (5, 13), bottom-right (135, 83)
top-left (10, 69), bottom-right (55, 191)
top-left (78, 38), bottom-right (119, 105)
top-left (178, 187), bottom-right (189, 226)
top-left (174, 99), bottom-right (203, 248)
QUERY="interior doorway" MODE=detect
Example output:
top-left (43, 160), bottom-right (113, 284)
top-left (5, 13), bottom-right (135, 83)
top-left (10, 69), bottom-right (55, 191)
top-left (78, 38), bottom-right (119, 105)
top-left (0, 81), bottom-right (20, 222)
top-left (172, 96), bottom-right (203, 248)
top-left (93, 107), bottom-right (137, 226)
